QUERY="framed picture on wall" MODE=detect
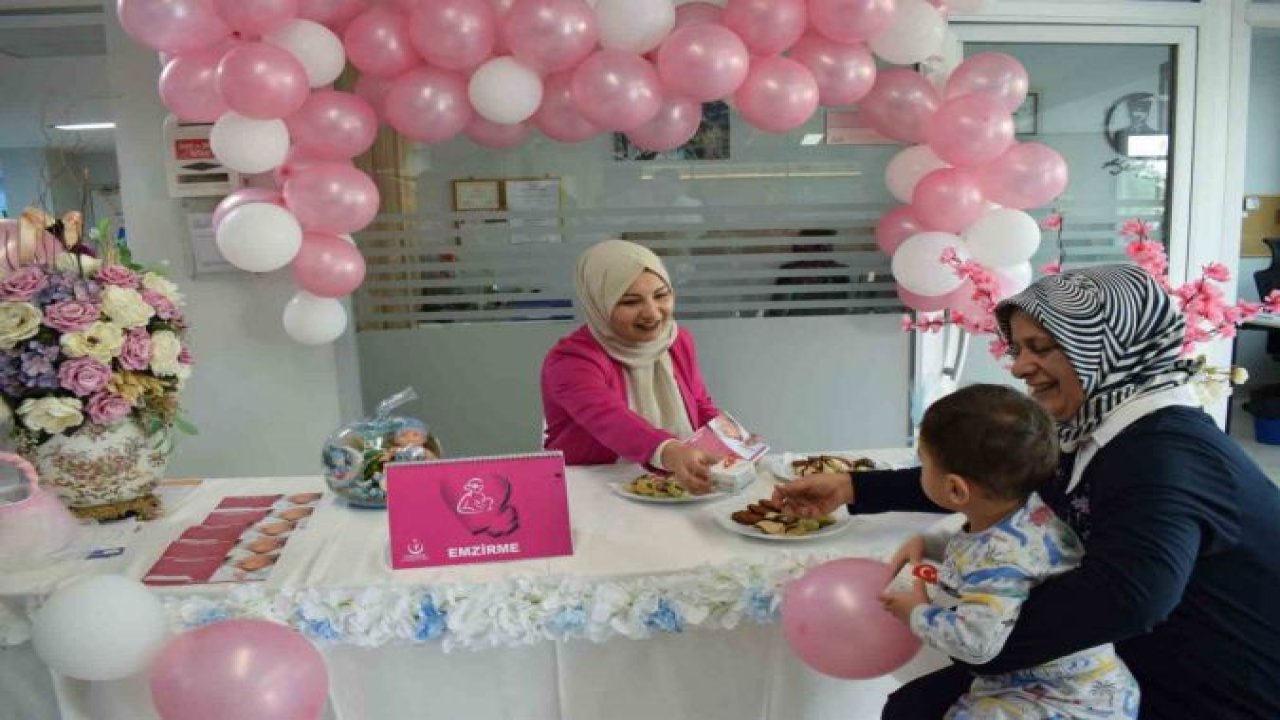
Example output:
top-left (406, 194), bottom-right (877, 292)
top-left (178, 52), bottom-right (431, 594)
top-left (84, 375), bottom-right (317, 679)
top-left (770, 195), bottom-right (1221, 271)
top-left (612, 101), bottom-right (730, 161)
top-left (1014, 92), bottom-right (1040, 135)
top-left (452, 179), bottom-right (503, 211)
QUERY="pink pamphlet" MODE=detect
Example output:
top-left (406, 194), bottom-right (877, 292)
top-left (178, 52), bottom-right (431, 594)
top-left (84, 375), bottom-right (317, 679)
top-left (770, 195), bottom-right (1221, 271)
top-left (386, 451), bottom-right (573, 569)
top-left (684, 413), bottom-right (769, 462)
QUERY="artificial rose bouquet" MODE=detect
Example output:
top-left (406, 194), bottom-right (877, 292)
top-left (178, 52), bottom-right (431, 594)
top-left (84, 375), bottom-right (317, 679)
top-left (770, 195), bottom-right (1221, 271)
top-left (0, 252), bottom-right (194, 450)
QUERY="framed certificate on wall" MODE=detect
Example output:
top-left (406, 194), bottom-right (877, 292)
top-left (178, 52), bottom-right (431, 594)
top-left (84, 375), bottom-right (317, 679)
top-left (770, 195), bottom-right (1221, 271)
top-left (452, 179), bottom-right (502, 211)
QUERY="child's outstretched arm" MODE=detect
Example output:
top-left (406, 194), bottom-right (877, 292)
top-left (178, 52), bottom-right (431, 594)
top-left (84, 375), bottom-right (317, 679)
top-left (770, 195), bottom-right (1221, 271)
top-left (906, 562), bottom-right (1035, 665)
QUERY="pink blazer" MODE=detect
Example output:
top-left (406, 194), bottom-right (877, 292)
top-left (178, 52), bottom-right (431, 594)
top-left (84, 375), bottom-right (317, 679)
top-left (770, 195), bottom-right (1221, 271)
top-left (541, 325), bottom-right (720, 466)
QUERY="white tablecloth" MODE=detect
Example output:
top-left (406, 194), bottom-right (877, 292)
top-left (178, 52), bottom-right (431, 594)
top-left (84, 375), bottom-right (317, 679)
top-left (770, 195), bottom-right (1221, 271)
top-left (0, 449), bottom-right (949, 720)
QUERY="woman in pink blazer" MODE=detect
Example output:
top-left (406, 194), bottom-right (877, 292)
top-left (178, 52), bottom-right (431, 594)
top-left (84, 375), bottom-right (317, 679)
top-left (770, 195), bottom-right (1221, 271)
top-left (542, 240), bottom-right (722, 491)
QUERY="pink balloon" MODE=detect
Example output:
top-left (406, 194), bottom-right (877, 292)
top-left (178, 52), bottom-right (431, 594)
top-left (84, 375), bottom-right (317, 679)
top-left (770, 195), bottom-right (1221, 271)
top-left (297, 0), bottom-right (366, 28)
top-left (876, 205), bottom-right (925, 256)
top-left (674, 1), bottom-right (722, 27)
top-left (787, 33), bottom-right (876, 107)
top-left (926, 94), bottom-right (1015, 168)
top-left (385, 66), bottom-right (473, 143)
top-left (118, 0), bottom-right (231, 55)
top-left (782, 558), bottom-right (921, 679)
top-left (949, 278), bottom-right (987, 317)
top-left (272, 146), bottom-right (344, 186)
top-left (734, 56), bottom-right (818, 133)
top-left (158, 45), bottom-right (230, 122)
top-left (898, 283), bottom-right (964, 313)
top-left (624, 96), bottom-right (701, 152)
top-left (977, 142), bottom-right (1069, 210)
top-left (344, 5), bottom-right (418, 77)
top-left (409, 0), bottom-right (496, 71)
top-left (722, 0), bottom-right (806, 56)
top-left (212, 188), bottom-right (285, 229)
top-left (944, 51), bottom-right (1029, 113)
top-left (532, 71), bottom-right (600, 142)
top-left (808, 0), bottom-right (896, 44)
top-left (287, 90), bottom-right (378, 160)
top-left (293, 231), bottom-right (367, 297)
top-left (149, 620), bottom-right (328, 720)
top-left (860, 69), bottom-right (941, 144)
top-left (216, 42), bottom-right (310, 119)
top-left (464, 117), bottom-right (531, 148)
top-left (353, 73), bottom-right (393, 119)
top-left (912, 167), bottom-right (986, 234)
top-left (213, 0), bottom-right (299, 35)
top-left (570, 50), bottom-right (663, 132)
top-left (656, 24), bottom-right (750, 103)
top-left (284, 162), bottom-right (381, 233)
top-left (501, 0), bottom-right (598, 74)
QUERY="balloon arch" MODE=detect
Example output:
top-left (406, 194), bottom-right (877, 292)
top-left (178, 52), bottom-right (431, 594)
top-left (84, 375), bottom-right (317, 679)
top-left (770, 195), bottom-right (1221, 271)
top-left (119, 0), bottom-right (1068, 344)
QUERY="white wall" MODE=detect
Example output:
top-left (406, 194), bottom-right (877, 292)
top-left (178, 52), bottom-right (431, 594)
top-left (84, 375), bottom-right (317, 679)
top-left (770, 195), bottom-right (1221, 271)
top-left (0, 148), bottom-right (47, 214)
top-left (102, 3), bottom-right (346, 478)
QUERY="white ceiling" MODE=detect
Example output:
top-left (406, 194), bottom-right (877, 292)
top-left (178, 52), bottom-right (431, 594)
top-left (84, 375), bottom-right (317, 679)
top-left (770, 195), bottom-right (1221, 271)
top-left (0, 1), bottom-right (114, 151)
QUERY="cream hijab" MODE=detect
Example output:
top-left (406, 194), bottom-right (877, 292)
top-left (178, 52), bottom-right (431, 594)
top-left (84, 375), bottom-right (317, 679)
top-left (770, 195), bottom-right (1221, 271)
top-left (574, 239), bottom-right (694, 438)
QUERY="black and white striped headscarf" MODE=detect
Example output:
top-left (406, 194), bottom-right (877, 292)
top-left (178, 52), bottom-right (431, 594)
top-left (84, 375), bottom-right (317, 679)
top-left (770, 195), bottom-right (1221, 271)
top-left (995, 264), bottom-right (1196, 452)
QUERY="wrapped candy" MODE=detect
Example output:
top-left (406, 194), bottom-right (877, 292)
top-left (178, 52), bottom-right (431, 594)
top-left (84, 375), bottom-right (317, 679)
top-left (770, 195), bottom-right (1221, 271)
top-left (322, 387), bottom-right (440, 508)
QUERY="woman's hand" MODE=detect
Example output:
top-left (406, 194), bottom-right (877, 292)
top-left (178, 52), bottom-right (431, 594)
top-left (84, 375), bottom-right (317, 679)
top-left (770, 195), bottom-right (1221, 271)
top-left (771, 472), bottom-right (854, 518)
top-left (887, 534), bottom-right (927, 579)
top-left (660, 443), bottom-right (718, 494)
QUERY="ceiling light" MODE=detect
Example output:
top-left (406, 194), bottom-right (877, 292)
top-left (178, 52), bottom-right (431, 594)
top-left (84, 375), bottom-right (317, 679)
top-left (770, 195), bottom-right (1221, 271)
top-left (52, 122), bottom-right (116, 131)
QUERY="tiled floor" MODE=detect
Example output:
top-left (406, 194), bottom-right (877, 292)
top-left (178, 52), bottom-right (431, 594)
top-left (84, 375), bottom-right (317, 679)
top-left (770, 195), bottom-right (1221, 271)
top-left (1229, 395), bottom-right (1280, 482)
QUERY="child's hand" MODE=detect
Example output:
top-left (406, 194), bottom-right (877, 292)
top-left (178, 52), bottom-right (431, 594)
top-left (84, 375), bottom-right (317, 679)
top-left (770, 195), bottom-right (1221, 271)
top-left (879, 579), bottom-right (929, 624)
top-left (887, 535), bottom-right (927, 578)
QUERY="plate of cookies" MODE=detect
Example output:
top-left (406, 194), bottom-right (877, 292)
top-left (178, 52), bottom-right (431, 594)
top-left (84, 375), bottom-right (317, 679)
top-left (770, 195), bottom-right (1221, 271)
top-left (609, 473), bottom-right (729, 504)
top-left (757, 453), bottom-right (882, 483)
top-left (712, 497), bottom-right (853, 541)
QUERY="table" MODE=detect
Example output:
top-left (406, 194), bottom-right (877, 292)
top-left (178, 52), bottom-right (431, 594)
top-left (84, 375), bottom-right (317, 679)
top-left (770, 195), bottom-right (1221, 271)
top-left (0, 449), bottom-right (948, 720)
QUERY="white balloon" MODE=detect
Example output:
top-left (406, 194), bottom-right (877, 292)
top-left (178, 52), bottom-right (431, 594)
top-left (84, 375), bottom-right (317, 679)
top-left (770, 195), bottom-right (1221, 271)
top-left (597, 0), bottom-right (676, 54)
top-left (868, 0), bottom-right (947, 66)
top-left (31, 576), bottom-right (167, 682)
top-left (283, 291), bottom-right (348, 344)
top-left (962, 209), bottom-right (1042, 267)
top-left (886, 145), bottom-right (948, 204)
top-left (88, 674), bottom-right (162, 720)
top-left (216, 202), bottom-right (303, 272)
top-left (209, 112), bottom-right (290, 174)
top-left (468, 57), bottom-right (543, 125)
top-left (921, 29), bottom-right (963, 90)
top-left (997, 261), bottom-right (1034, 297)
top-left (892, 231), bottom-right (968, 296)
top-left (265, 19), bottom-right (346, 88)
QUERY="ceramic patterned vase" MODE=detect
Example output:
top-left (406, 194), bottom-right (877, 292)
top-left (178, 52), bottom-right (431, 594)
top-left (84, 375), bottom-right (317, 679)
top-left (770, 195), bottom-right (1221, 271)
top-left (23, 420), bottom-right (169, 521)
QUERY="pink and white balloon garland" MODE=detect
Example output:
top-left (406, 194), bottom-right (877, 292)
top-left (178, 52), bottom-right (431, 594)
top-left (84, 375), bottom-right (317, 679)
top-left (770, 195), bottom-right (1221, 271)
top-left (118, 0), bottom-right (1057, 346)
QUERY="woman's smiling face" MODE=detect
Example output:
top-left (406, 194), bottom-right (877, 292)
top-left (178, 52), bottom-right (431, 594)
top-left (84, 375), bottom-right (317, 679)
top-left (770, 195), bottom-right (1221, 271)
top-left (1007, 310), bottom-right (1085, 423)
top-left (609, 270), bottom-right (673, 343)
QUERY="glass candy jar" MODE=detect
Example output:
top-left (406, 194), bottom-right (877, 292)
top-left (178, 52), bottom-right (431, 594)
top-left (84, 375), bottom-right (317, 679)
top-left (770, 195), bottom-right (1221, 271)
top-left (322, 388), bottom-right (440, 508)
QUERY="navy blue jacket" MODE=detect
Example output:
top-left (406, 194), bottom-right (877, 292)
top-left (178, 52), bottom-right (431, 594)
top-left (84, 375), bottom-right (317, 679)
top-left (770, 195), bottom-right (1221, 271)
top-left (853, 406), bottom-right (1280, 720)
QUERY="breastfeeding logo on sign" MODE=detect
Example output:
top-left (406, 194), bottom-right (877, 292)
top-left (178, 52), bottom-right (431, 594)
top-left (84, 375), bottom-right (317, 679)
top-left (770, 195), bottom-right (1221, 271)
top-left (386, 452), bottom-right (572, 569)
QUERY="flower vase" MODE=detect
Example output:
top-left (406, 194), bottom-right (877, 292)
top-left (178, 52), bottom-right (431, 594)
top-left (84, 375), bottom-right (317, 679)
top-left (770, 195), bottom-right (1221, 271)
top-left (22, 420), bottom-right (169, 521)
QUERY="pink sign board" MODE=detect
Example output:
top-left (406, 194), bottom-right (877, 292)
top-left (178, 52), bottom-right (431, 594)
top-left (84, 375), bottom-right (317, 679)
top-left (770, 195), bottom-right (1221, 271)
top-left (386, 451), bottom-right (573, 569)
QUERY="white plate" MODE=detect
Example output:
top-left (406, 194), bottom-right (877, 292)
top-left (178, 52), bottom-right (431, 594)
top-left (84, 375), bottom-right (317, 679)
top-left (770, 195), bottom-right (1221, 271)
top-left (608, 480), bottom-right (730, 505)
top-left (757, 453), bottom-right (890, 483)
top-left (711, 503), bottom-right (854, 542)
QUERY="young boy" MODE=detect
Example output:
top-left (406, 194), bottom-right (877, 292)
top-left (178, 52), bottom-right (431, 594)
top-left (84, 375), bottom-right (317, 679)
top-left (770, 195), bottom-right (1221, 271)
top-left (879, 384), bottom-right (1139, 720)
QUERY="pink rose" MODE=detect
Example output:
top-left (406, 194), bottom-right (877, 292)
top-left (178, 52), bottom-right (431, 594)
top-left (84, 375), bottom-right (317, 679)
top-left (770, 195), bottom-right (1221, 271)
top-left (43, 300), bottom-right (101, 333)
top-left (178, 345), bottom-right (194, 365)
top-left (0, 267), bottom-right (48, 301)
top-left (96, 265), bottom-right (140, 288)
top-left (141, 289), bottom-right (180, 321)
top-left (119, 328), bottom-right (152, 371)
top-left (86, 391), bottom-right (132, 425)
top-left (58, 357), bottom-right (112, 397)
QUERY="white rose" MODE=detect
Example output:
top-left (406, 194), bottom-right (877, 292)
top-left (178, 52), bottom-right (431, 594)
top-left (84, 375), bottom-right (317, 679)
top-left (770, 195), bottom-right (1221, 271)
top-left (141, 273), bottom-right (182, 303)
top-left (150, 330), bottom-right (183, 377)
top-left (61, 321), bottom-right (125, 363)
top-left (101, 286), bottom-right (155, 329)
top-left (17, 396), bottom-right (84, 434)
top-left (0, 303), bottom-right (42, 350)
top-left (53, 254), bottom-right (102, 275)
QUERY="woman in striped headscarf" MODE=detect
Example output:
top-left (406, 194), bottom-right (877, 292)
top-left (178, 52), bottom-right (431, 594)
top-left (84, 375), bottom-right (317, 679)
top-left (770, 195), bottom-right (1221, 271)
top-left (777, 264), bottom-right (1280, 720)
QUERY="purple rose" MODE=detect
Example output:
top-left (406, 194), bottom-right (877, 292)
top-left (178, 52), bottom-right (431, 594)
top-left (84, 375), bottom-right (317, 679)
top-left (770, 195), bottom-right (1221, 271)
top-left (119, 328), bottom-right (152, 372)
top-left (96, 265), bottom-right (139, 288)
top-left (58, 356), bottom-right (112, 397)
top-left (43, 300), bottom-right (101, 333)
top-left (0, 267), bottom-right (49, 301)
top-left (86, 391), bottom-right (132, 425)
top-left (141, 289), bottom-right (180, 321)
